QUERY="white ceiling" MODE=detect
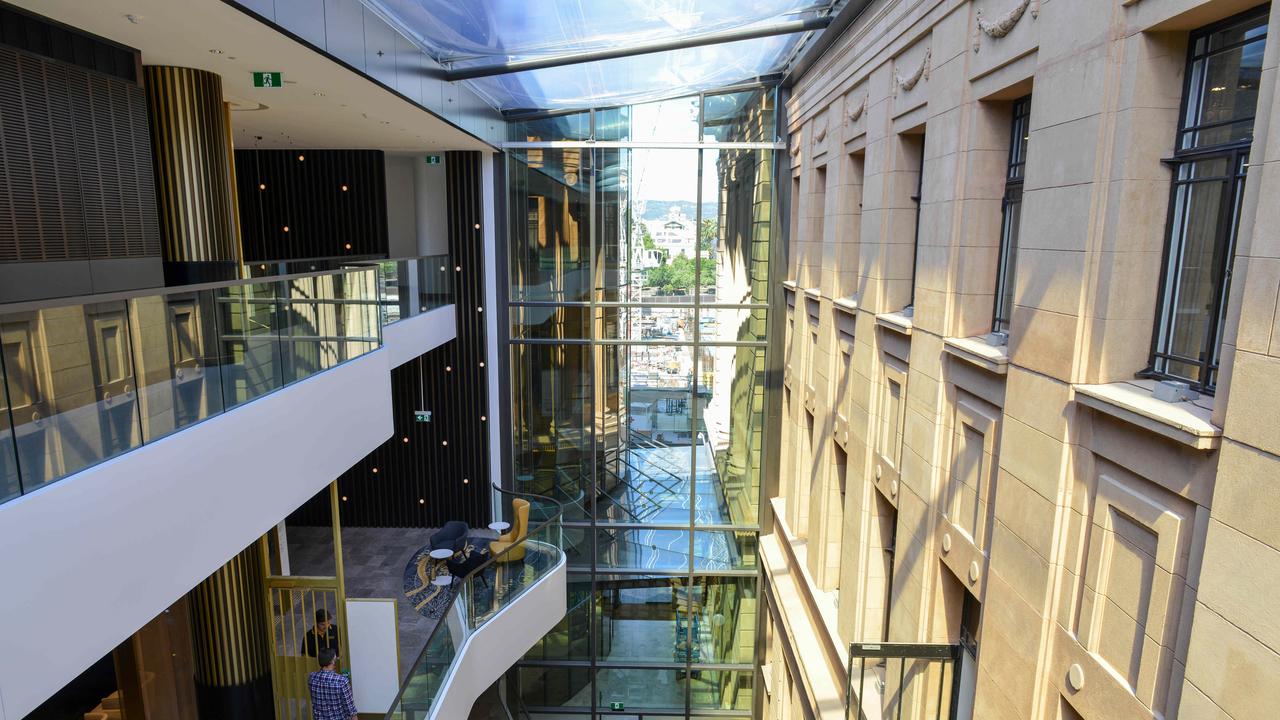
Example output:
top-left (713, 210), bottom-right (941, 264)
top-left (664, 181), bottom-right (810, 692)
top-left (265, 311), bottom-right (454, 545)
top-left (14, 0), bottom-right (491, 152)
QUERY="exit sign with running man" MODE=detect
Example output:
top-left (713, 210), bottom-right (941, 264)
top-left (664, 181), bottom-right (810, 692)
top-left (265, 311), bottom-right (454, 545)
top-left (252, 71), bottom-right (282, 88)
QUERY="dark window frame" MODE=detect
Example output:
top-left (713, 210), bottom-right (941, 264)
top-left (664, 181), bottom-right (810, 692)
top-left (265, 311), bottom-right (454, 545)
top-left (1147, 5), bottom-right (1269, 393)
top-left (992, 95), bottom-right (1032, 334)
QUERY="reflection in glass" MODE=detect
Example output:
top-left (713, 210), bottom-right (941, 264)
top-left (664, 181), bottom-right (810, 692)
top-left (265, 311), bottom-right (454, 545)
top-left (594, 575), bottom-right (686, 663)
top-left (702, 87), bottom-right (775, 143)
top-left (595, 667), bottom-right (688, 713)
top-left (517, 665), bottom-right (592, 709)
top-left (509, 149), bottom-right (591, 303)
top-left (596, 344), bottom-right (694, 524)
top-left (130, 291), bottom-right (226, 443)
top-left (511, 343), bottom-right (592, 520)
top-left (506, 95), bottom-right (775, 719)
top-left (1182, 13), bottom-right (1267, 150)
top-left (689, 668), bottom-right (754, 711)
top-left (702, 149), bottom-right (773, 304)
top-left (0, 340), bottom-right (21, 502)
top-left (595, 527), bottom-right (692, 570)
top-left (524, 573), bottom-right (593, 662)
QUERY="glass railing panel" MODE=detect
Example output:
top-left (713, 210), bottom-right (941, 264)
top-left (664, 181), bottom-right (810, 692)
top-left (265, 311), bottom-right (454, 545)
top-left (0, 343), bottom-right (22, 502)
top-left (214, 280), bottom-right (286, 408)
top-left (361, 255), bottom-right (454, 326)
top-left (128, 289), bottom-right (227, 444)
top-left (0, 300), bottom-right (145, 492)
top-left (279, 269), bottom-right (381, 383)
top-left (387, 484), bottom-right (566, 719)
top-left (0, 264), bottom-right (385, 506)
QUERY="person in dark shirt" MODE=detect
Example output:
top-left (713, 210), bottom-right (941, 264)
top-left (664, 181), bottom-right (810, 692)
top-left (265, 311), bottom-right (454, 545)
top-left (304, 608), bottom-right (340, 658)
top-left (308, 648), bottom-right (357, 720)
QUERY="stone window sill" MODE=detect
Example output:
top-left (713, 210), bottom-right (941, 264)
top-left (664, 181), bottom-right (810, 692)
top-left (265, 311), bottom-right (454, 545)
top-left (833, 297), bottom-right (859, 316)
top-left (1072, 379), bottom-right (1221, 450)
top-left (944, 335), bottom-right (1009, 375)
top-left (875, 311), bottom-right (913, 335)
top-left (804, 286), bottom-right (822, 301)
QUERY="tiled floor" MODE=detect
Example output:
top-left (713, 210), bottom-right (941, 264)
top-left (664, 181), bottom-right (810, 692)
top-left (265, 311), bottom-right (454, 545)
top-left (286, 524), bottom-right (497, 681)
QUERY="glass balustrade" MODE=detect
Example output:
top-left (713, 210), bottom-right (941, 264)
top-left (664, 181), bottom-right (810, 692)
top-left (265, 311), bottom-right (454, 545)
top-left (388, 485), bottom-right (566, 720)
top-left (0, 256), bottom-right (453, 505)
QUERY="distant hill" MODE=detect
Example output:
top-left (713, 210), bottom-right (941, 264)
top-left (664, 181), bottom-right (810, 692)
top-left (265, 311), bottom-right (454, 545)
top-left (641, 200), bottom-right (718, 222)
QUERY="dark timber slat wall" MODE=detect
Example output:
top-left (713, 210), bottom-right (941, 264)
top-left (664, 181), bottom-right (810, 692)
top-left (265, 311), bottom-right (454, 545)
top-left (233, 149), bottom-right (388, 261)
top-left (291, 151), bottom-right (490, 528)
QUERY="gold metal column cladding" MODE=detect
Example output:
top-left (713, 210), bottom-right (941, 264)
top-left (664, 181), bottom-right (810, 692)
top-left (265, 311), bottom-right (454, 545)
top-left (143, 66), bottom-right (242, 265)
top-left (189, 543), bottom-right (270, 688)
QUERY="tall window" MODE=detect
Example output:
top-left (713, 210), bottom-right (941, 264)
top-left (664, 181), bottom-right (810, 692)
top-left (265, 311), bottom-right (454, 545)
top-left (1151, 8), bottom-right (1267, 391)
top-left (992, 96), bottom-right (1031, 334)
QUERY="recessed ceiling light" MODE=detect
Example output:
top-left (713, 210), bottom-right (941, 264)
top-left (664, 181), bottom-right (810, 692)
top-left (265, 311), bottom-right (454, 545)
top-left (208, 49), bottom-right (223, 54)
top-left (314, 91), bottom-right (326, 97)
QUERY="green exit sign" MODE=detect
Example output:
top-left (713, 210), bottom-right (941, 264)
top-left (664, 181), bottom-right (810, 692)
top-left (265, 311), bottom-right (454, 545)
top-left (609, 701), bottom-right (624, 711)
top-left (252, 71), bottom-right (282, 88)
top-left (425, 155), bottom-right (441, 165)
top-left (414, 410), bottom-right (432, 423)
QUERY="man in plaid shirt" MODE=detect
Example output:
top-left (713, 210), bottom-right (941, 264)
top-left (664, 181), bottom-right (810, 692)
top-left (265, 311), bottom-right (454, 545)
top-left (308, 648), bottom-right (358, 720)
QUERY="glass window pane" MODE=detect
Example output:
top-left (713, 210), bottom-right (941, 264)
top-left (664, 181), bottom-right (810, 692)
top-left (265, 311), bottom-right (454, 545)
top-left (517, 664), bottom-right (592, 709)
top-left (993, 192), bottom-right (1022, 333)
top-left (696, 343), bottom-right (767, 525)
top-left (598, 305), bottom-right (696, 342)
top-left (595, 667), bottom-right (688, 713)
top-left (688, 668), bottom-right (754, 711)
top-left (701, 149), bottom-right (772, 303)
top-left (626, 95), bottom-right (700, 143)
top-left (524, 573), bottom-right (593, 662)
top-left (510, 111), bottom-right (592, 142)
top-left (694, 530), bottom-right (758, 571)
top-left (512, 304), bottom-right (591, 340)
top-left (595, 575), bottom-right (686, 663)
top-left (597, 344), bottom-right (694, 524)
top-left (511, 344), bottom-right (592, 521)
top-left (1183, 39), bottom-right (1265, 148)
top-left (702, 88), bottom-right (775, 143)
top-left (597, 528), bottom-right (692, 570)
top-left (697, 307), bottom-right (767, 343)
top-left (599, 149), bottom-right (703, 303)
top-left (694, 577), bottom-right (758, 664)
top-left (510, 149), bottom-right (592, 303)
top-left (1157, 163), bottom-right (1231, 379)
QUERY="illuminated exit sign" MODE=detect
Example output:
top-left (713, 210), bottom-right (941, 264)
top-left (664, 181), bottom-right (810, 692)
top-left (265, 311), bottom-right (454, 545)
top-left (426, 155), bottom-right (441, 165)
top-left (252, 71), bottom-right (282, 88)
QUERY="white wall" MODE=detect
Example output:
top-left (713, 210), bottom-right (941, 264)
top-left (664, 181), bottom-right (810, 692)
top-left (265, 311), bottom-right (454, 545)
top-left (414, 155), bottom-right (449, 256)
top-left (386, 155), bottom-right (418, 258)
top-left (0, 351), bottom-right (394, 720)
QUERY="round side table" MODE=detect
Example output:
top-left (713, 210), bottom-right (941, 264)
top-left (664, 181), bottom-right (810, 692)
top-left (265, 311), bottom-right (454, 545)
top-left (488, 521), bottom-right (511, 533)
top-left (428, 548), bottom-right (454, 560)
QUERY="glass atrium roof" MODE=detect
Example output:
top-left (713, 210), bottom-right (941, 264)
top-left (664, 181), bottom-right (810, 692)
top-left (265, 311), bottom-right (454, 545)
top-left (359, 0), bottom-right (836, 112)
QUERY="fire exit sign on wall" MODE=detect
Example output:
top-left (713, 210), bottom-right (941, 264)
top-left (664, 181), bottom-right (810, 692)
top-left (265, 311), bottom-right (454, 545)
top-left (252, 71), bottom-right (282, 87)
top-left (426, 155), bottom-right (441, 165)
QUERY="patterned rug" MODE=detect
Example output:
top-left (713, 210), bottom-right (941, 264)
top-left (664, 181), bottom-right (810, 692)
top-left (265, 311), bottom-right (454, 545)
top-left (401, 535), bottom-right (554, 621)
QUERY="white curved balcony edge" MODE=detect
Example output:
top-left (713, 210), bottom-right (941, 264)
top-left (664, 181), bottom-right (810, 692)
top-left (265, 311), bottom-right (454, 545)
top-left (429, 544), bottom-right (568, 720)
top-left (383, 303), bottom-right (457, 368)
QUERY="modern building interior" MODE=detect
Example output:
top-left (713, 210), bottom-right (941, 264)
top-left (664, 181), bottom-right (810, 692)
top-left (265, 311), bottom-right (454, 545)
top-left (2, 1), bottom-right (1278, 719)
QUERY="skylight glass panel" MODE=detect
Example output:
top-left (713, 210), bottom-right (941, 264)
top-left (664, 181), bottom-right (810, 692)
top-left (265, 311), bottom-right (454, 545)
top-left (358, 0), bottom-right (832, 112)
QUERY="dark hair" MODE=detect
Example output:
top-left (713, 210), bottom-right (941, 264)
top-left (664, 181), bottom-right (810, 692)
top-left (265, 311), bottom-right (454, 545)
top-left (315, 609), bottom-right (330, 625)
top-left (318, 647), bottom-right (338, 668)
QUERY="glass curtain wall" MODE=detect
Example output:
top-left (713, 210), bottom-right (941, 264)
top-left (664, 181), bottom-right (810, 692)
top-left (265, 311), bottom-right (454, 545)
top-left (507, 87), bottom-right (778, 718)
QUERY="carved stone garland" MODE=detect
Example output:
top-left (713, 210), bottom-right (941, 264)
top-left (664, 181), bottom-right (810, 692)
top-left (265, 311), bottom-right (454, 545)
top-left (974, 0), bottom-right (1039, 51)
top-left (894, 47), bottom-right (931, 93)
top-left (847, 93), bottom-right (868, 124)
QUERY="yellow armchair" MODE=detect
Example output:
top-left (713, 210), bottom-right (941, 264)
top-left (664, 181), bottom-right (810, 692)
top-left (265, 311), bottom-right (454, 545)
top-left (490, 498), bottom-right (530, 562)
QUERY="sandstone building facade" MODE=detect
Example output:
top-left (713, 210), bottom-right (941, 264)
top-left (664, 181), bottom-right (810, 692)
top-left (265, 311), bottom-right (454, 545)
top-left (762, 1), bottom-right (1280, 718)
